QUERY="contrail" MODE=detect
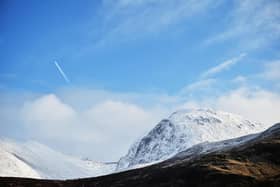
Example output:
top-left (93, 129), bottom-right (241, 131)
top-left (53, 61), bottom-right (70, 83)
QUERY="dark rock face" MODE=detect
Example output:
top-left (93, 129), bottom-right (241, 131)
top-left (1, 123), bottom-right (280, 187)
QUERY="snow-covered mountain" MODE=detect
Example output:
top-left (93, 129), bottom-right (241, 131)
top-left (0, 108), bottom-right (272, 179)
top-left (0, 139), bottom-right (116, 179)
top-left (117, 108), bottom-right (269, 170)
top-left (0, 145), bottom-right (40, 178)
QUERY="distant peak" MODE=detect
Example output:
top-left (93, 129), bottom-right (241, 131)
top-left (170, 108), bottom-right (215, 114)
top-left (168, 108), bottom-right (218, 118)
top-left (117, 108), bottom-right (267, 170)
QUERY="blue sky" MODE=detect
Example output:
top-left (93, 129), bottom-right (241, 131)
top-left (0, 0), bottom-right (280, 161)
top-left (1, 0), bottom-right (279, 93)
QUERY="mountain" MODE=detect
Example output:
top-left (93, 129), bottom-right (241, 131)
top-left (117, 108), bottom-right (268, 170)
top-left (0, 139), bottom-right (116, 179)
top-left (0, 145), bottom-right (40, 178)
top-left (1, 123), bottom-right (279, 187)
top-left (0, 108), bottom-right (274, 182)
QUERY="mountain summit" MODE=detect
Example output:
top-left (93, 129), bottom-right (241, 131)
top-left (117, 108), bottom-right (267, 170)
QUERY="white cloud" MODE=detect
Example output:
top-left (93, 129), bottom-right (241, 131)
top-left (201, 53), bottom-right (246, 78)
top-left (1, 58), bottom-right (280, 161)
top-left (21, 94), bottom-right (77, 139)
top-left (183, 87), bottom-right (280, 126)
top-left (179, 53), bottom-right (246, 98)
top-left (261, 60), bottom-right (280, 81)
top-left (205, 0), bottom-right (280, 49)
top-left (83, 100), bottom-right (165, 147)
top-left (180, 78), bottom-right (216, 94)
top-left (18, 93), bottom-right (169, 161)
top-left (85, 100), bottom-right (157, 131)
top-left (104, 0), bottom-right (162, 8)
top-left (216, 88), bottom-right (280, 125)
top-left (1, 82), bottom-right (280, 161)
top-left (22, 94), bottom-right (76, 125)
top-left (180, 58), bottom-right (280, 126)
top-left (232, 75), bottom-right (247, 84)
top-left (98, 0), bottom-right (218, 45)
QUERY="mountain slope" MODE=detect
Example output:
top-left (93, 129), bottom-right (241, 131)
top-left (0, 140), bottom-right (116, 179)
top-left (117, 108), bottom-right (268, 170)
top-left (1, 123), bottom-right (279, 187)
top-left (0, 146), bottom-right (40, 178)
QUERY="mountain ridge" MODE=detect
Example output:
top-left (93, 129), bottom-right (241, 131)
top-left (1, 123), bottom-right (279, 186)
top-left (117, 108), bottom-right (268, 170)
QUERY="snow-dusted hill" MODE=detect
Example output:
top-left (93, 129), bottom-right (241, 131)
top-left (0, 108), bottom-right (272, 178)
top-left (0, 139), bottom-right (116, 179)
top-left (117, 108), bottom-right (269, 170)
top-left (0, 146), bottom-right (40, 178)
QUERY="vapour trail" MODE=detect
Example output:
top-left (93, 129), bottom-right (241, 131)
top-left (54, 61), bottom-right (70, 83)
